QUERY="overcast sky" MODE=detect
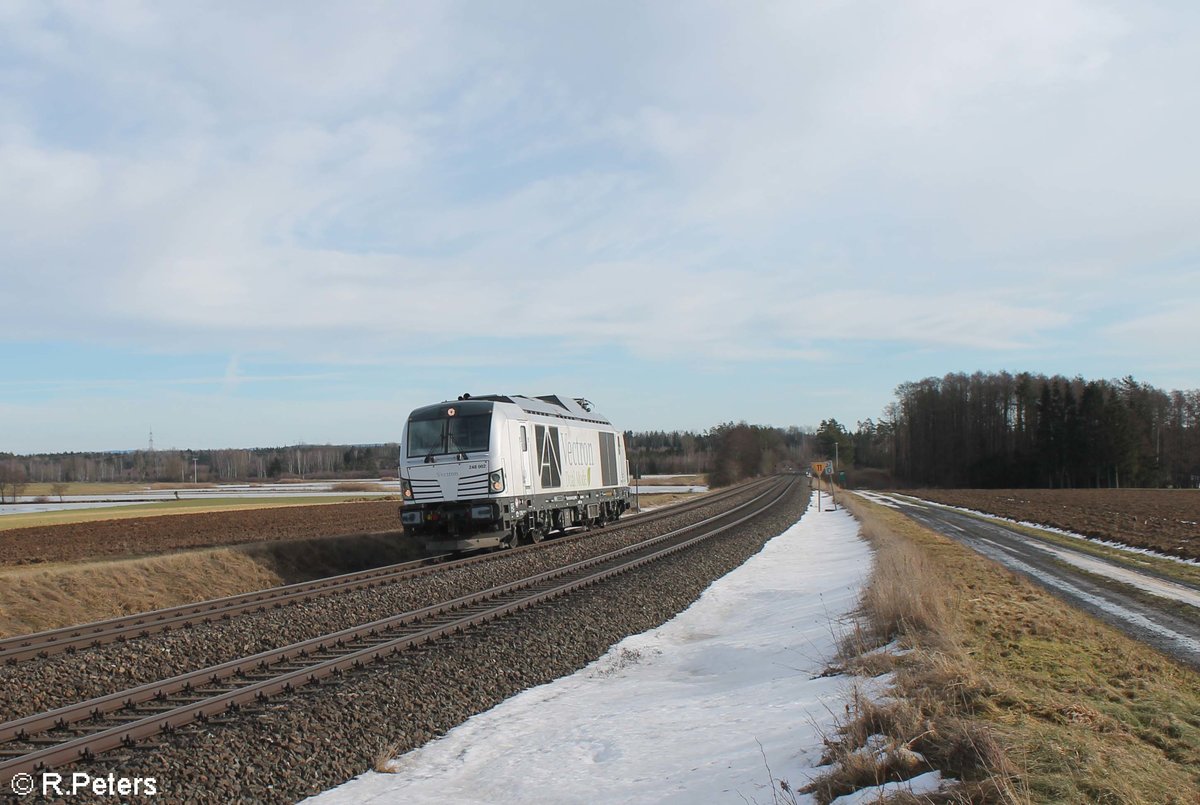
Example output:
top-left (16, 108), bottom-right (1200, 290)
top-left (2, 1), bottom-right (1197, 453)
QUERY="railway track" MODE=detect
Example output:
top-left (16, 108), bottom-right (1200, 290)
top-left (0, 479), bottom-right (768, 665)
top-left (0, 476), bottom-right (794, 779)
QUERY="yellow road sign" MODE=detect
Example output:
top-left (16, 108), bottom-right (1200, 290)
top-left (811, 462), bottom-right (827, 476)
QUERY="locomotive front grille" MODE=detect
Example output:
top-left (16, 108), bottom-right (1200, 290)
top-left (410, 478), bottom-right (442, 501)
top-left (457, 472), bottom-right (490, 497)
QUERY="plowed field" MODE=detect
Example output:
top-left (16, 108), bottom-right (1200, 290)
top-left (907, 489), bottom-right (1200, 561)
top-left (0, 501), bottom-right (402, 567)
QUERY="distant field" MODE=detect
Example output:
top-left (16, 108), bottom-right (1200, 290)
top-left (17, 480), bottom-right (387, 497)
top-left (0, 496), bottom-right (370, 533)
top-left (907, 488), bottom-right (1200, 562)
top-left (19, 482), bottom-right (191, 497)
top-left (0, 500), bottom-right (403, 567)
top-left (0, 481), bottom-right (703, 565)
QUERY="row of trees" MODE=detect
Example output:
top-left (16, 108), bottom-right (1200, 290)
top-left (3, 424), bottom-right (821, 495)
top-left (625, 424), bottom-right (816, 486)
top-left (0, 444), bottom-right (402, 487)
top-left (16, 371), bottom-right (1185, 494)
top-left (851, 372), bottom-right (1200, 488)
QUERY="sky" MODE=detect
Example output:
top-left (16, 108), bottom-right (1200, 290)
top-left (305, 499), bottom-right (924, 805)
top-left (2, 1), bottom-right (1198, 454)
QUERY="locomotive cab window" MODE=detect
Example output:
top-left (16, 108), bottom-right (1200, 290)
top-left (406, 413), bottom-right (492, 458)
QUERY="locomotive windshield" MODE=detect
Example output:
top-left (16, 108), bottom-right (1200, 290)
top-left (406, 412), bottom-right (492, 459)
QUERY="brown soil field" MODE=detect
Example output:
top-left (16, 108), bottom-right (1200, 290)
top-left (0, 501), bottom-right (402, 567)
top-left (907, 488), bottom-right (1200, 561)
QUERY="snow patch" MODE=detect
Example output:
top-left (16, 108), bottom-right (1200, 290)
top-left (304, 496), bottom-right (872, 804)
top-left (830, 770), bottom-right (949, 804)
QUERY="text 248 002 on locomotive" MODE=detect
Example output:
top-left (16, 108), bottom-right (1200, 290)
top-left (398, 394), bottom-right (631, 552)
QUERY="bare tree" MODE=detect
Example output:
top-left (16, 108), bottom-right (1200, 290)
top-left (0, 463), bottom-right (28, 503)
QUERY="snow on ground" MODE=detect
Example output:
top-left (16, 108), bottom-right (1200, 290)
top-left (830, 771), bottom-right (947, 805)
top-left (0, 501), bottom-right (162, 516)
top-left (305, 498), bottom-right (877, 805)
top-left (1029, 542), bottom-right (1200, 609)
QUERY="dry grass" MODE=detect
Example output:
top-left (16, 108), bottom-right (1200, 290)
top-left (0, 531), bottom-right (423, 637)
top-left (373, 742), bottom-right (402, 773)
top-left (0, 550), bottom-right (283, 636)
top-left (855, 514), bottom-right (950, 646)
top-left (806, 492), bottom-right (1200, 804)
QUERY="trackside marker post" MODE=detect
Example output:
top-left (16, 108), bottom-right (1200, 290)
top-left (811, 462), bottom-right (827, 510)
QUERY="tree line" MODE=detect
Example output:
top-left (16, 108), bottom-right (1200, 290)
top-left (1, 423), bottom-right (822, 498)
top-left (0, 444), bottom-right (401, 494)
top-left (14, 371), bottom-right (1180, 496)
top-left (849, 372), bottom-right (1200, 488)
top-left (625, 424), bottom-right (818, 486)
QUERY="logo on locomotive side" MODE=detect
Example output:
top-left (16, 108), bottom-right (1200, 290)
top-left (564, 440), bottom-right (595, 466)
top-left (536, 425), bottom-right (562, 488)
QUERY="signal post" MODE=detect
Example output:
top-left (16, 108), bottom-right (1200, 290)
top-left (811, 460), bottom-right (835, 510)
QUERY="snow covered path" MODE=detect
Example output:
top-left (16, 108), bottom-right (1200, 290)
top-left (304, 498), bottom-right (870, 804)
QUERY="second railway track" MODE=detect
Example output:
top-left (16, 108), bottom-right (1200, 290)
top-left (0, 476), bottom-right (797, 781)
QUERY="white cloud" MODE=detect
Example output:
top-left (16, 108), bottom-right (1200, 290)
top-left (1103, 297), bottom-right (1200, 353)
top-left (1, 0), bottom-right (1196, 378)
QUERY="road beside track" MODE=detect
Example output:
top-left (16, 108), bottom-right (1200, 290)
top-left (857, 492), bottom-right (1200, 670)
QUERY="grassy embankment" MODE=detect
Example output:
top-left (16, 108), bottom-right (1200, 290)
top-left (0, 531), bottom-right (422, 637)
top-left (806, 492), bottom-right (1200, 803)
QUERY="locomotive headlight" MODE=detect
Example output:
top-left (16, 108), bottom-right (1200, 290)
top-left (401, 479), bottom-right (413, 500)
top-left (489, 469), bottom-right (505, 493)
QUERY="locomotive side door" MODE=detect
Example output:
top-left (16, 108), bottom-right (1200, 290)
top-left (517, 421), bottom-right (533, 493)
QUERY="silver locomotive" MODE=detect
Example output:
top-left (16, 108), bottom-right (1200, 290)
top-left (399, 394), bottom-right (631, 552)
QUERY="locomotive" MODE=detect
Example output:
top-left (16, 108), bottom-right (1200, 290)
top-left (398, 394), bottom-right (631, 552)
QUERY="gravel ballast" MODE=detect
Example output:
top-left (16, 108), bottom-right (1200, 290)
top-left (0, 487), bottom-right (765, 722)
top-left (14, 482), bottom-right (811, 803)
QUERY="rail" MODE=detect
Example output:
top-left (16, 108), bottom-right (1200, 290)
top-left (0, 476), bottom-right (794, 778)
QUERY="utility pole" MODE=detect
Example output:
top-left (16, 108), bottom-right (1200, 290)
top-left (193, 458), bottom-right (198, 484)
top-left (833, 441), bottom-right (839, 506)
